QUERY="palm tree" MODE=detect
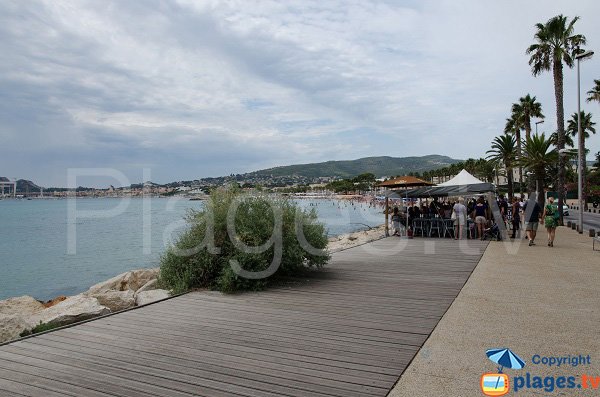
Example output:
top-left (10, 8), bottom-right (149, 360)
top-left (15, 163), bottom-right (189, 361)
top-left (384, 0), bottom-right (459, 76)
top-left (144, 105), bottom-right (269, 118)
top-left (518, 133), bottom-right (558, 209)
top-left (512, 94), bottom-right (544, 140)
top-left (567, 111), bottom-right (596, 208)
top-left (587, 79), bottom-right (600, 104)
top-left (505, 112), bottom-right (524, 194)
top-left (550, 130), bottom-right (574, 148)
top-left (487, 135), bottom-right (517, 199)
top-left (526, 14), bottom-right (586, 223)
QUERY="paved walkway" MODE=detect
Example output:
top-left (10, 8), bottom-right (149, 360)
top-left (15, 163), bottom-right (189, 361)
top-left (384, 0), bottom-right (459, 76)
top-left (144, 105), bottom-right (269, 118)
top-left (388, 227), bottom-right (600, 396)
top-left (0, 238), bottom-right (487, 397)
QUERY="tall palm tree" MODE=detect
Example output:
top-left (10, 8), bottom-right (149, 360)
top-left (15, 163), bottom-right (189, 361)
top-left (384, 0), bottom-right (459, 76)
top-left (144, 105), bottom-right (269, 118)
top-left (487, 135), bottom-right (517, 199)
top-left (512, 94), bottom-right (544, 140)
top-left (587, 79), bottom-right (600, 104)
top-left (567, 110), bottom-right (596, 208)
top-left (505, 112), bottom-right (524, 195)
top-left (526, 14), bottom-right (586, 224)
top-left (518, 133), bottom-right (558, 209)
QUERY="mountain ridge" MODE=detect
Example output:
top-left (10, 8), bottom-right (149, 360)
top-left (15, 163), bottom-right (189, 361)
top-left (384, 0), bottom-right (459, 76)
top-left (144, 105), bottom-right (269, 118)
top-left (246, 154), bottom-right (462, 179)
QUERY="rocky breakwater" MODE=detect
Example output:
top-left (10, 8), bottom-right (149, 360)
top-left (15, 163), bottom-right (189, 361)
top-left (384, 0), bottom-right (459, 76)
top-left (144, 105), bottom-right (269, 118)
top-left (0, 268), bottom-right (170, 344)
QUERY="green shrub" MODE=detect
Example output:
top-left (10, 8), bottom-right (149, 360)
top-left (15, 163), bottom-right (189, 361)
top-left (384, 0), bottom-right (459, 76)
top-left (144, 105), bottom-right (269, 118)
top-left (159, 187), bottom-right (330, 293)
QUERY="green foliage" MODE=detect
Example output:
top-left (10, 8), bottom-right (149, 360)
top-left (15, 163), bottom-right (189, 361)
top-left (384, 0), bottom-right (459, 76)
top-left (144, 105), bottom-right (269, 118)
top-left (421, 158), bottom-right (496, 183)
top-left (251, 155), bottom-right (460, 179)
top-left (588, 80), bottom-right (600, 104)
top-left (567, 111), bottom-right (596, 139)
top-left (159, 187), bottom-right (330, 294)
top-left (19, 321), bottom-right (61, 337)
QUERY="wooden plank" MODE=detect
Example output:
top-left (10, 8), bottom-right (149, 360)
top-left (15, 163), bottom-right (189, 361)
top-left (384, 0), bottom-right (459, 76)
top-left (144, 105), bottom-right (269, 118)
top-left (0, 238), bottom-right (486, 397)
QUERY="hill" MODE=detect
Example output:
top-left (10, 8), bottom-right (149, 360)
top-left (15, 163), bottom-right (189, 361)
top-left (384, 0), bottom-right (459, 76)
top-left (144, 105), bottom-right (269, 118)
top-left (247, 155), bottom-right (461, 179)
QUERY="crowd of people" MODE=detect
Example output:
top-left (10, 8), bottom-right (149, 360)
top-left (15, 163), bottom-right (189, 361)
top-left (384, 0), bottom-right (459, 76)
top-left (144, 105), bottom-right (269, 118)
top-left (389, 194), bottom-right (560, 247)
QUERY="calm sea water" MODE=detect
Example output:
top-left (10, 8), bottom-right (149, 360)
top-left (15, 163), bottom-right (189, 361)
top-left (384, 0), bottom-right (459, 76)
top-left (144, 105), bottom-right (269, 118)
top-left (0, 197), bottom-right (382, 300)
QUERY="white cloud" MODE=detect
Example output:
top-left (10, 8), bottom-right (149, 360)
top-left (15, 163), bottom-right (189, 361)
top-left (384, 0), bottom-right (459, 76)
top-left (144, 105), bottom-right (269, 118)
top-left (1, 0), bottom-right (599, 186)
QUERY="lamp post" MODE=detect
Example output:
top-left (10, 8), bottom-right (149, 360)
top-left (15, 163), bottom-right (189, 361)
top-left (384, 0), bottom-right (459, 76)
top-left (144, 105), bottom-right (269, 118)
top-left (535, 120), bottom-right (544, 135)
top-left (526, 171), bottom-right (538, 200)
top-left (575, 50), bottom-right (594, 234)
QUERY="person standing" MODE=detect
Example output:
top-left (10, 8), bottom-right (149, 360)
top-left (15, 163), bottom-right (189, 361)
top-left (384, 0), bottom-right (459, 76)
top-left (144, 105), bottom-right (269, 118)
top-left (472, 197), bottom-right (488, 240)
top-left (453, 197), bottom-right (468, 239)
top-left (510, 197), bottom-right (521, 239)
top-left (523, 197), bottom-right (542, 246)
top-left (391, 207), bottom-right (402, 236)
top-left (542, 196), bottom-right (559, 247)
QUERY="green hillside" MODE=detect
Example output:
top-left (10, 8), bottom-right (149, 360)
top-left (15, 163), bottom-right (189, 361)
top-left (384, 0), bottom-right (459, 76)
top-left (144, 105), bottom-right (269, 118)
top-left (249, 155), bottom-right (461, 179)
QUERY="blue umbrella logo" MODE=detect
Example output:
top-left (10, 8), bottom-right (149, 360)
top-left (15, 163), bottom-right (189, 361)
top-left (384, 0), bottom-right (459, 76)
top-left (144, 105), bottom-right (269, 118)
top-left (486, 348), bottom-right (526, 373)
top-left (486, 348), bottom-right (526, 391)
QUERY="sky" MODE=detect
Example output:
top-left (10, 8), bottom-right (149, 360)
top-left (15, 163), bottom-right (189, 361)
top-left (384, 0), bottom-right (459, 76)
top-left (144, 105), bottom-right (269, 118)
top-left (1, 0), bottom-right (600, 187)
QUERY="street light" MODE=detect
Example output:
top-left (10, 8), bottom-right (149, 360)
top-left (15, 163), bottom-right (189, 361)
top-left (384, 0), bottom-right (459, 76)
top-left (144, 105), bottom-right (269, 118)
top-left (535, 120), bottom-right (544, 134)
top-left (575, 49), bottom-right (594, 234)
top-left (526, 171), bottom-right (538, 200)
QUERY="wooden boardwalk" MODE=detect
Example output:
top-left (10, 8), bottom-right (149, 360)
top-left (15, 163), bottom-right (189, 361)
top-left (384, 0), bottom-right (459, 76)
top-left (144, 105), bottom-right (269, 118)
top-left (0, 238), bottom-right (487, 397)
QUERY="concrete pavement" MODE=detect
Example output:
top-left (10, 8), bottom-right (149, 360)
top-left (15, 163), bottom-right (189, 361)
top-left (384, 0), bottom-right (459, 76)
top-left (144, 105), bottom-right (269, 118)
top-left (388, 226), bottom-right (600, 396)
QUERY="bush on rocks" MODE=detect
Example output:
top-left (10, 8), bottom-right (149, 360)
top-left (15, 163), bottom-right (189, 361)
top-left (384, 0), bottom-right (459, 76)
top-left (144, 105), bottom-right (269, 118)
top-left (159, 187), bottom-right (329, 294)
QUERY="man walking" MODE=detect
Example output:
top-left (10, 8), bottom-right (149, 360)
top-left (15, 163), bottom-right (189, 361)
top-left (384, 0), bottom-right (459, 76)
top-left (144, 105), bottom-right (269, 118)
top-left (523, 197), bottom-right (542, 246)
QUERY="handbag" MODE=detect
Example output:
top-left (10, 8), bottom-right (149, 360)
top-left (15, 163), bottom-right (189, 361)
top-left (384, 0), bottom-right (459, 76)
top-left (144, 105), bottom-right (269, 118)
top-left (451, 211), bottom-right (457, 220)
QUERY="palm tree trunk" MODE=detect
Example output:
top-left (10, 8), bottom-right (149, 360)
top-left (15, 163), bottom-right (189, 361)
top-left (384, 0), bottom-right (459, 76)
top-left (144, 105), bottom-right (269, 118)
top-left (537, 175), bottom-right (545, 210)
top-left (525, 123), bottom-right (536, 194)
top-left (553, 60), bottom-right (566, 225)
top-left (516, 130), bottom-right (523, 196)
top-left (507, 166), bottom-right (514, 200)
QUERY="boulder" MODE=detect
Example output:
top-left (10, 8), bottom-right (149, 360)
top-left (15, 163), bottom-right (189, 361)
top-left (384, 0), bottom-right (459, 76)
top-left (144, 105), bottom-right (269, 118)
top-left (135, 289), bottom-right (170, 307)
top-left (135, 279), bottom-right (158, 296)
top-left (86, 268), bottom-right (159, 294)
top-left (29, 295), bottom-right (110, 328)
top-left (89, 290), bottom-right (135, 312)
top-left (0, 296), bottom-right (45, 316)
top-left (0, 314), bottom-right (30, 344)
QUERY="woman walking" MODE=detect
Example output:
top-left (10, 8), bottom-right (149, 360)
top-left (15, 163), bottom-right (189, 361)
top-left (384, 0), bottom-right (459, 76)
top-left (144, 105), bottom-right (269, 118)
top-left (510, 196), bottom-right (521, 239)
top-left (542, 196), bottom-right (559, 247)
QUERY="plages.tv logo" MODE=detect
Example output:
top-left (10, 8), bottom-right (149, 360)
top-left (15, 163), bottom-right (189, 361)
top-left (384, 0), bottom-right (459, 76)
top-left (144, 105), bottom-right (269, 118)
top-left (481, 348), bottom-right (526, 396)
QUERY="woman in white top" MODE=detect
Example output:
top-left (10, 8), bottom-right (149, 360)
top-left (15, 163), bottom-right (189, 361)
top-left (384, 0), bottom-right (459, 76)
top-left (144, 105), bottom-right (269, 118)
top-left (453, 197), bottom-right (468, 239)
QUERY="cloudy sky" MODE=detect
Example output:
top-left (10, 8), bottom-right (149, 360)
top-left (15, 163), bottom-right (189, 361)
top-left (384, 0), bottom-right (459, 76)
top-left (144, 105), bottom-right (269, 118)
top-left (1, 0), bottom-right (600, 187)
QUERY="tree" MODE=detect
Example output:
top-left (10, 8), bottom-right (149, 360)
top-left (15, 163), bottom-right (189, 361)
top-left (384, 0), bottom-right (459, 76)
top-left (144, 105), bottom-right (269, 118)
top-left (550, 130), bottom-right (574, 148)
top-left (566, 110), bottom-right (596, 208)
top-left (594, 151), bottom-right (600, 168)
top-left (159, 187), bottom-right (329, 293)
top-left (512, 94), bottom-right (544, 141)
top-left (587, 79), bottom-right (600, 104)
top-left (505, 112), bottom-right (524, 194)
top-left (486, 135), bottom-right (517, 199)
top-left (526, 14), bottom-right (586, 224)
top-left (517, 133), bottom-right (558, 209)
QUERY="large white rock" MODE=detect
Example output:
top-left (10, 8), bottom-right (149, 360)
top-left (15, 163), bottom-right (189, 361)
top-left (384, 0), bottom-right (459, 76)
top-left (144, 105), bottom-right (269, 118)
top-left (86, 268), bottom-right (159, 294)
top-left (0, 314), bottom-right (30, 344)
top-left (135, 279), bottom-right (158, 296)
top-left (135, 289), bottom-right (170, 307)
top-left (0, 296), bottom-right (44, 316)
top-left (29, 295), bottom-right (110, 328)
top-left (89, 290), bottom-right (135, 312)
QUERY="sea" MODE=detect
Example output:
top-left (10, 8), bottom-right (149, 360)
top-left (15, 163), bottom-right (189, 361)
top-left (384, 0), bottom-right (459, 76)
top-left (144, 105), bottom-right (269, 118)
top-left (0, 197), bottom-right (382, 300)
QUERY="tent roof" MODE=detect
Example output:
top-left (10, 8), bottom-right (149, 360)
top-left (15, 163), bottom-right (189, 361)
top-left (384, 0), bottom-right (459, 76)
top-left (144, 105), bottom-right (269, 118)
top-left (437, 169), bottom-right (485, 186)
top-left (377, 176), bottom-right (433, 188)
